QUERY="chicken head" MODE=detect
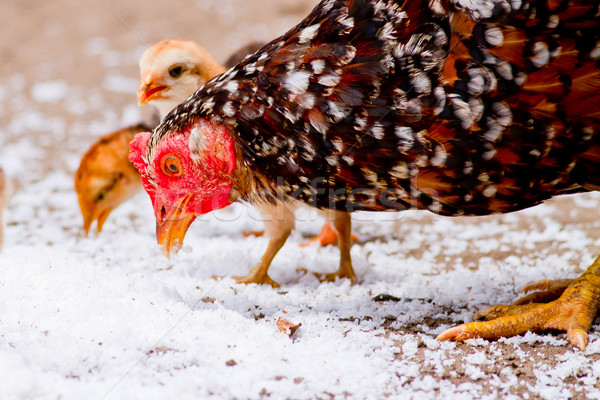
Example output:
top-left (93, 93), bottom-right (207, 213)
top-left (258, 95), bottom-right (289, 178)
top-left (129, 119), bottom-right (236, 255)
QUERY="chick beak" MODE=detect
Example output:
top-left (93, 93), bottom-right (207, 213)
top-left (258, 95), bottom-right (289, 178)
top-left (137, 75), bottom-right (169, 105)
top-left (82, 214), bottom-right (93, 236)
top-left (156, 194), bottom-right (196, 257)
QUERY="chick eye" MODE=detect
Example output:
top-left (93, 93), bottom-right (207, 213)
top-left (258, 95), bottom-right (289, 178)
top-left (161, 156), bottom-right (183, 177)
top-left (168, 65), bottom-right (184, 78)
top-left (95, 190), bottom-right (106, 203)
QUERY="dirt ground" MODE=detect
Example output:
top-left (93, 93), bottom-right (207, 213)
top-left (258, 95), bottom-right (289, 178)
top-left (2, 0), bottom-right (600, 399)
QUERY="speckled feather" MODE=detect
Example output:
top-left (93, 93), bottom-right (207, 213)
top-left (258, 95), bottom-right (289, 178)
top-left (151, 0), bottom-right (600, 216)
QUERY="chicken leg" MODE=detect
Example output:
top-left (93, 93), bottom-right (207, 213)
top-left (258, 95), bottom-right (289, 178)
top-left (232, 202), bottom-right (296, 288)
top-left (232, 206), bottom-right (356, 286)
top-left (438, 256), bottom-right (600, 350)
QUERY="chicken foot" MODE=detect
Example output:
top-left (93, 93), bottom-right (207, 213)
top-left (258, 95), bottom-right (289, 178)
top-left (437, 256), bottom-right (600, 350)
top-left (228, 206), bottom-right (356, 286)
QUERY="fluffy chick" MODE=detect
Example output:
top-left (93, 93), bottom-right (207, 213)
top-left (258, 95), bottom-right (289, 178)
top-left (75, 124), bottom-right (148, 234)
top-left (137, 39), bottom-right (225, 118)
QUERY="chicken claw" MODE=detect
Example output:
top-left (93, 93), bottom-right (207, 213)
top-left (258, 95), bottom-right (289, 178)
top-left (437, 256), bottom-right (600, 350)
top-left (513, 278), bottom-right (573, 305)
top-left (212, 272), bottom-right (280, 288)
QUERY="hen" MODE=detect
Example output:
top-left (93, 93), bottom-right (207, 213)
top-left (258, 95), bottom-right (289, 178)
top-left (77, 39), bottom-right (352, 285)
top-left (130, 0), bottom-right (600, 348)
top-left (139, 40), bottom-right (357, 285)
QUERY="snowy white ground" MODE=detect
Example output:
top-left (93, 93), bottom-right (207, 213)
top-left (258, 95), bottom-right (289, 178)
top-left (2, 0), bottom-right (600, 399)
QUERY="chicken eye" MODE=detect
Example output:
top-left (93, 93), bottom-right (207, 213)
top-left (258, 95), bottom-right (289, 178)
top-left (168, 65), bottom-right (184, 78)
top-left (161, 156), bottom-right (183, 177)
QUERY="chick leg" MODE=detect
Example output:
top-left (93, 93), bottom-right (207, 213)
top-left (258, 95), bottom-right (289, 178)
top-left (300, 211), bottom-right (357, 283)
top-left (233, 201), bottom-right (295, 288)
top-left (437, 256), bottom-right (600, 350)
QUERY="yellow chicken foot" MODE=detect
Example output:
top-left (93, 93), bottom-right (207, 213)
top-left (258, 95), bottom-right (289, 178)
top-left (437, 256), bottom-right (600, 350)
top-left (229, 237), bottom-right (286, 287)
top-left (233, 264), bottom-right (279, 288)
top-left (227, 210), bottom-right (292, 288)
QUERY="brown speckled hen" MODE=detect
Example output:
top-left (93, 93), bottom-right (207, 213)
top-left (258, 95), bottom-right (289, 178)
top-left (138, 39), bottom-right (356, 255)
top-left (130, 0), bottom-right (600, 348)
top-left (76, 39), bottom-right (354, 286)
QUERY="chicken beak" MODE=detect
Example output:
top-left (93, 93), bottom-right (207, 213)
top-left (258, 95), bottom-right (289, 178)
top-left (137, 77), bottom-right (170, 105)
top-left (156, 194), bottom-right (196, 257)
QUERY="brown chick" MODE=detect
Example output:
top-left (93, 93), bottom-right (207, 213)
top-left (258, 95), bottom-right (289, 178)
top-left (75, 124), bottom-right (149, 235)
